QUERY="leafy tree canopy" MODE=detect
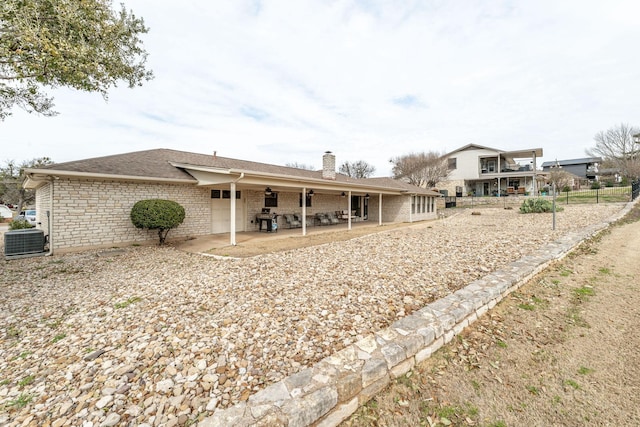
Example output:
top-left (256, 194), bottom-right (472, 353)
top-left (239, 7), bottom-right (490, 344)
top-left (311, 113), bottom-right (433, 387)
top-left (0, 0), bottom-right (153, 119)
top-left (1, 157), bottom-right (53, 211)
top-left (130, 199), bottom-right (185, 245)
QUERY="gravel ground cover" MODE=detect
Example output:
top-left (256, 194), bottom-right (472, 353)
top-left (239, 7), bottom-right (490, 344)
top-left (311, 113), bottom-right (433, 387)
top-left (0, 204), bottom-right (624, 426)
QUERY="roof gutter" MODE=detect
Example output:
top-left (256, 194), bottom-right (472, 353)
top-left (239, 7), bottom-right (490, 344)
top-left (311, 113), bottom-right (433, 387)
top-left (168, 161), bottom-right (410, 192)
top-left (23, 168), bottom-right (196, 189)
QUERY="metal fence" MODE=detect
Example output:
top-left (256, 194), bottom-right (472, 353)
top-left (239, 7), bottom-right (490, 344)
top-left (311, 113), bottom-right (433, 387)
top-left (555, 186), bottom-right (632, 205)
top-left (443, 185), bottom-right (636, 209)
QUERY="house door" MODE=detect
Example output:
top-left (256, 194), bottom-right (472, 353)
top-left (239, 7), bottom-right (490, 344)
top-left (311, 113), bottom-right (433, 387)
top-left (363, 197), bottom-right (369, 220)
top-left (211, 191), bottom-right (245, 234)
top-left (483, 182), bottom-right (489, 196)
top-left (351, 195), bottom-right (361, 218)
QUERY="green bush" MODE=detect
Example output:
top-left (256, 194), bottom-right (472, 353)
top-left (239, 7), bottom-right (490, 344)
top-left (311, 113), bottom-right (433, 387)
top-left (519, 198), bottom-right (564, 214)
top-left (9, 219), bottom-right (33, 230)
top-left (590, 181), bottom-right (601, 189)
top-left (130, 199), bottom-right (185, 245)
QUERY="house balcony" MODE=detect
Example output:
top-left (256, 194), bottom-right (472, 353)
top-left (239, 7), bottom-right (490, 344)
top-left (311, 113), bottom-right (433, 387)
top-left (480, 164), bottom-right (534, 178)
top-left (478, 149), bottom-right (541, 179)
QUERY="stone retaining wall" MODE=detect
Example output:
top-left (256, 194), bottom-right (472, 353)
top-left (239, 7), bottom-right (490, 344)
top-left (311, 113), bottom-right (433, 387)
top-left (199, 200), bottom-right (637, 427)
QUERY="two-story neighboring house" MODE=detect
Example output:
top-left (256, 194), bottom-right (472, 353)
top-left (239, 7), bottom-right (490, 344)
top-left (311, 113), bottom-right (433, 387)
top-left (439, 144), bottom-right (543, 197)
top-left (540, 157), bottom-right (602, 181)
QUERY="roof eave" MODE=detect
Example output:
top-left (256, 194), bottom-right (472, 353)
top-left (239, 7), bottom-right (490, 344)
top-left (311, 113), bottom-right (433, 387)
top-left (23, 168), bottom-right (196, 189)
top-left (171, 162), bottom-right (419, 194)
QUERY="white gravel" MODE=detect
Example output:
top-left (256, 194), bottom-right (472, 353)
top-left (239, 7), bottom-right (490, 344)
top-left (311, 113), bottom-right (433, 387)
top-left (0, 204), bottom-right (625, 426)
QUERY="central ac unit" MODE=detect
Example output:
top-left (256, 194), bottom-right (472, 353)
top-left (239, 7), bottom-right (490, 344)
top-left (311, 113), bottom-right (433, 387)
top-left (4, 229), bottom-right (46, 258)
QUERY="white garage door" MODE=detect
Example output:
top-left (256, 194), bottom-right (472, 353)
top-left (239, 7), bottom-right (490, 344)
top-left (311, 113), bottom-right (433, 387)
top-left (211, 198), bottom-right (245, 234)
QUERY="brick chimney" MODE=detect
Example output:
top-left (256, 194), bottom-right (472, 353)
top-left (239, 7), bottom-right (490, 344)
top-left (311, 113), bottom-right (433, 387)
top-left (322, 151), bottom-right (336, 180)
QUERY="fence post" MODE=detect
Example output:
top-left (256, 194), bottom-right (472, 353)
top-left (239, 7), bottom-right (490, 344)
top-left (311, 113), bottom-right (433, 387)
top-left (566, 191), bottom-right (569, 204)
top-left (596, 188), bottom-right (599, 204)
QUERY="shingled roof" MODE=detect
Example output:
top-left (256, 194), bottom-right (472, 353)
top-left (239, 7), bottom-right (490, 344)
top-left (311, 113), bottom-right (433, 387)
top-left (28, 148), bottom-right (439, 195)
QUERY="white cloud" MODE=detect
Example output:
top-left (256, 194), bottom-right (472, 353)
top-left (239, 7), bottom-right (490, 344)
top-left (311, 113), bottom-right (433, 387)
top-left (2, 0), bottom-right (639, 176)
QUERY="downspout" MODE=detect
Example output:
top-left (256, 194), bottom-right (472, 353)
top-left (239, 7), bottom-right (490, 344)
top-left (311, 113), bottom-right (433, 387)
top-left (229, 173), bottom-right (244, 246)
top-left (47, 177), bottom-right (53, 255)
top-left (26, 173), bottom-right (55, 256)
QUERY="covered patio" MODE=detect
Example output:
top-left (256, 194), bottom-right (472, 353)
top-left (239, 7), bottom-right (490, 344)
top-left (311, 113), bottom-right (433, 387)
top-left (175, 218), bottom-right (413, 256)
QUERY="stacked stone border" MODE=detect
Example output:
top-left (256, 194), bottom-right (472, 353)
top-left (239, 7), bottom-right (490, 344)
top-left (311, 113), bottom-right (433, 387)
top-left (200, 201), bottom-right (638, 427)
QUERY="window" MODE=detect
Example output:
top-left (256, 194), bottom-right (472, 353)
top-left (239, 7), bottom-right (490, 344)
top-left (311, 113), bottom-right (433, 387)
top-left (264, 192), bottom-right (278, 207)
top-left (299, 194), bottom-right (312, 207)
top-left (448, 158), bottom-right (457, 170)
top-left (422, 196), bottom-right (426, 213)
top-left (411, 196), bottom-right (416, 214)
top-left (212, 189), bottom-right (240, 199)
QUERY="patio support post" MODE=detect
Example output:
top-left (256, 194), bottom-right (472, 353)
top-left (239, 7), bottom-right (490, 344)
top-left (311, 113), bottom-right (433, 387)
top-left (228, 173), bottom-right (244, 246)
top-left (532, 151), bottom-right (537, 195)
top-left (348, 191), bottom-right (352, 230)
top-left (378, 193), bottom-right (382, 226)
top-left (497, 154), bottom-right (501, 197)
top-left (230, 181), bottom-right (237, 245)
top-left (302, 187), bottom-right (307, 236)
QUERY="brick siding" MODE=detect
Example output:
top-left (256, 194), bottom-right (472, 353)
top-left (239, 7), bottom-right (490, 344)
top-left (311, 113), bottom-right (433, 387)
top-left (44, 179), bottom-right (210, 250)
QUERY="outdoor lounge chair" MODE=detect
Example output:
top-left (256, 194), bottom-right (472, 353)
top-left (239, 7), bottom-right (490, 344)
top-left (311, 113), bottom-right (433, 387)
top-left (316, 213), bottom-right (330, 226)
top-left (326, 212), bottom-right (340, 225)
top-left (293, 213), bottom-right (313, 227)
top-left (284, 214), bottom-right (301, 228)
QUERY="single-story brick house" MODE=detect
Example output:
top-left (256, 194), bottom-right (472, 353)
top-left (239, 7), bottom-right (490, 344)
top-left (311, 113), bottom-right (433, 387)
top-left (23, 149), bottom-right (441, 253)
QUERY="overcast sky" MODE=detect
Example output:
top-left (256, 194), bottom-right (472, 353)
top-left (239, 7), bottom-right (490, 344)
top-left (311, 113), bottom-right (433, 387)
top-left (3, 0), bottom-right (639, 176)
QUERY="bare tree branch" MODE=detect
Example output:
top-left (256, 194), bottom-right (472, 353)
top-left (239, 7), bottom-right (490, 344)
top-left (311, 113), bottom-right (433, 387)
top-left (339, 160), bottom-right (376, 178)
top-left (586, 123), bottom-right (640, 179)
top-left (389, 151), bottom-right (450, 188)
top-left (285, 162), bottom-right (315, 171)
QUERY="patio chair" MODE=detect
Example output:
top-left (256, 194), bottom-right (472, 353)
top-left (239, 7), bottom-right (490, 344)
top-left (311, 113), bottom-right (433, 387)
top-left (293, 213), bottom-right (313, 227)
top-left (326, 212), bottom-right (340, 225)
top-left (283, 214), bottom-right (301, 228)
top-left (316, 213), bottom-right (330, 226)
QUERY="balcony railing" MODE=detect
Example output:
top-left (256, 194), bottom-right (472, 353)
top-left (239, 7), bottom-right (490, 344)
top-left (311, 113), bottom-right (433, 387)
top-left (480, 164), bottom-right (533, 174)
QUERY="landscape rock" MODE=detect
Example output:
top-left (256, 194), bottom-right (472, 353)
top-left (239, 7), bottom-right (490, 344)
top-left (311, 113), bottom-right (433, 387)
top-left (0, 205), bottom-right (623, 425)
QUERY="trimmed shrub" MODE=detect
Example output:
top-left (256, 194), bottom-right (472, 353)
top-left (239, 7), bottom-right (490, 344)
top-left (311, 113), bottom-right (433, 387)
top-left (9, 219), bottom-right (33, 230)
top-left (130, 199), bottom-right (185, 245)
top-left (590, 181), bottom-right (601, 190)
top-left (519, 198), bottom-right (563, 214)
